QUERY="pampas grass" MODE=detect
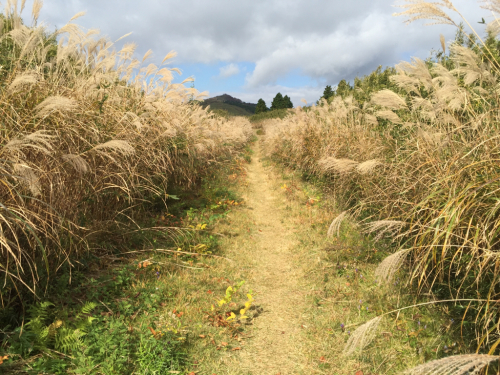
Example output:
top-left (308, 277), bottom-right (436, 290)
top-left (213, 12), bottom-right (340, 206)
top-left (343, 316), bottom-right (382, 356)
top-left (402, 354), bottom-right (498, 375)
top-left (318, 157), bottom-right (359, 174)
top-left (374, 248), bottom-right (411, 284)
top-left (0, 1), bottom-right (253, 302)
top-left (262, 0), bottom-right (500, 354)
top-left (327, 211), bottom-right (351, 238)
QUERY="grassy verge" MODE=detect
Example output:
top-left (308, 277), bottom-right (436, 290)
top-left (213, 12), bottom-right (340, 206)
top-left (263, 157), bottom-right (492, 374)
top-left (249, 109), bottom-right (291, 124)
top-left (0, 145), bottom-right (255, 374)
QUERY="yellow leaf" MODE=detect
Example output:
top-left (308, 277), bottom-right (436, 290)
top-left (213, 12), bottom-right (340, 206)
top-left (226, 312), bottom-right (236, 321)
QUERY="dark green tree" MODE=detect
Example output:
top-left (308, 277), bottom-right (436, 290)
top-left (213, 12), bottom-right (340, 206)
top-left (283, 95), bottom-right (293, 108)
top-left (322, 85), bottom-right (334, 102)
top-left (255, 98), bottom-right (268, 114)
top-left (270, 92), bottom-right (284, 110)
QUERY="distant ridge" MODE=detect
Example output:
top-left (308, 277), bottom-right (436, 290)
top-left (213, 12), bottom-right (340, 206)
top-left (201, 94), bottom-right (257, 116)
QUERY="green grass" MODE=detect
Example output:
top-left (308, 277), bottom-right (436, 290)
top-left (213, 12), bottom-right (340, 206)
top-left (249, 109), bottom-right (291, 123)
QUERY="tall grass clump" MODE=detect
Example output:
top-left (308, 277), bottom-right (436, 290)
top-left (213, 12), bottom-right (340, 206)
top-left (0, 1), bottom-right (252, 308)
top-left (264, 0), bottom-right (500, 356)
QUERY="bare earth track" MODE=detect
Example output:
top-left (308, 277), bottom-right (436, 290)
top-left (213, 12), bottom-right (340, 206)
top-left (215, 141), bottom-right (314, 374)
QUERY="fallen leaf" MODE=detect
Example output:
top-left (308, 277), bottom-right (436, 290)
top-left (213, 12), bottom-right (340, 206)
top-left (199, 335), bottom-right (206, 338)
top-left (319, 356), bottom-right (326, 362)
top-left (355, 371), bottom-right (363, 375)
top-left (221, 342), bottom-right (228, 346)
top-left (207, 290), bottom-right (213, 294)
top-left (232, 347), bottom-right (241, 351)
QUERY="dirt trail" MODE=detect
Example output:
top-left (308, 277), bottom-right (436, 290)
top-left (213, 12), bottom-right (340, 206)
top-left (221, 141), bottom-right (311, 374)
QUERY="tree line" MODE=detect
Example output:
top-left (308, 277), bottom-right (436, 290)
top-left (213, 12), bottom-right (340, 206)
top-left (255, 92), bottom-right (293, 114)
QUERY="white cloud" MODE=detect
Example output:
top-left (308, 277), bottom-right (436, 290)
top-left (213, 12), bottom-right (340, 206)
top-left (218, 63), bottom-right (240, 79)
top-left (29, 0), bottom-right (489, 102)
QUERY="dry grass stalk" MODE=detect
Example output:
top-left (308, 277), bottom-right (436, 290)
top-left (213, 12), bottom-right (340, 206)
top-left (343, 316), bottom-right (382, 356)
top-left (375, 248), bottom-right (412, 284)
top-left (402, 354), bottom-right (498, 374)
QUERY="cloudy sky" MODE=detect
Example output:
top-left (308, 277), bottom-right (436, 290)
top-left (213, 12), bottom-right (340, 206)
top-left (23, 0), bottom-right (489, 105)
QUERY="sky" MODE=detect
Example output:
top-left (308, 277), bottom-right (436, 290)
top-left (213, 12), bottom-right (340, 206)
top-left (18, 0), bottom-right (490, 105)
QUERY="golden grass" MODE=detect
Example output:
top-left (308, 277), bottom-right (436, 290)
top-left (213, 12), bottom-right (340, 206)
top-left (0, 2), bottom-right (252, 304)
top-left (262, 0), bottom-right (500, 361)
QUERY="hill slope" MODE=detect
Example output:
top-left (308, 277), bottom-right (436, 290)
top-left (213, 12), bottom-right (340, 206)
top-left (202, 94), bottom-right (256, 116)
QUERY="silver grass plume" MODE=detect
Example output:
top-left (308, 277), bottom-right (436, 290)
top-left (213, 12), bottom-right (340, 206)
top-left (375, 110), bottom-right (402, 124)
top-left (32, 0), bottom-right (43, 24)
top-left (481, 1), bottom-right (500, 35)
top-left (343, 316), bottom-right (382, 356)
top-left (375, 248), bottom-right (412, 284)
top-left (363, 220), bottom-right (405, 241)
top-left (4, 130), bottom-right (54, 155)
top-left (403, 354), bottom-right (498, 375)
top-left (35, 96), bottom-right (77, 118)
top-left (13, 163), bottom-right (41, 196)
top-left (393, 0), bottom-right (457, 26)
top-left (318, 157), bottom-right (359, 174)
top-left (62, 154), bottom-right (89, 174)
top-left (356, 159), bottom-right (382, 175)
top-left (393, 58), bottom-right (433, 92)
top-left (440, 34), bottom-right (446, 54)
top-left (8, 72), bottom-right (39, 93)
top-left (371, 89), bottom-right (408, 110)
top-left (364, 113), bottom-right (378, 126)
top-left (327, 211), bottom-right (350, 238)
top-left (450, 44), bottom-right (495, 86)
top-left (92, 140), bottom-right (135, 156)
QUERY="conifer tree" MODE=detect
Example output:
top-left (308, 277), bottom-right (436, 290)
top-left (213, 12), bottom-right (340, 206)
top-left (255, 98), bottom-right (268, 114)
top-left (283, 95), bottom-right (293, 108)
top-left (322, 85), bottom-right (334, 102)
top-left (270, 92), bottom-right (284, 110)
